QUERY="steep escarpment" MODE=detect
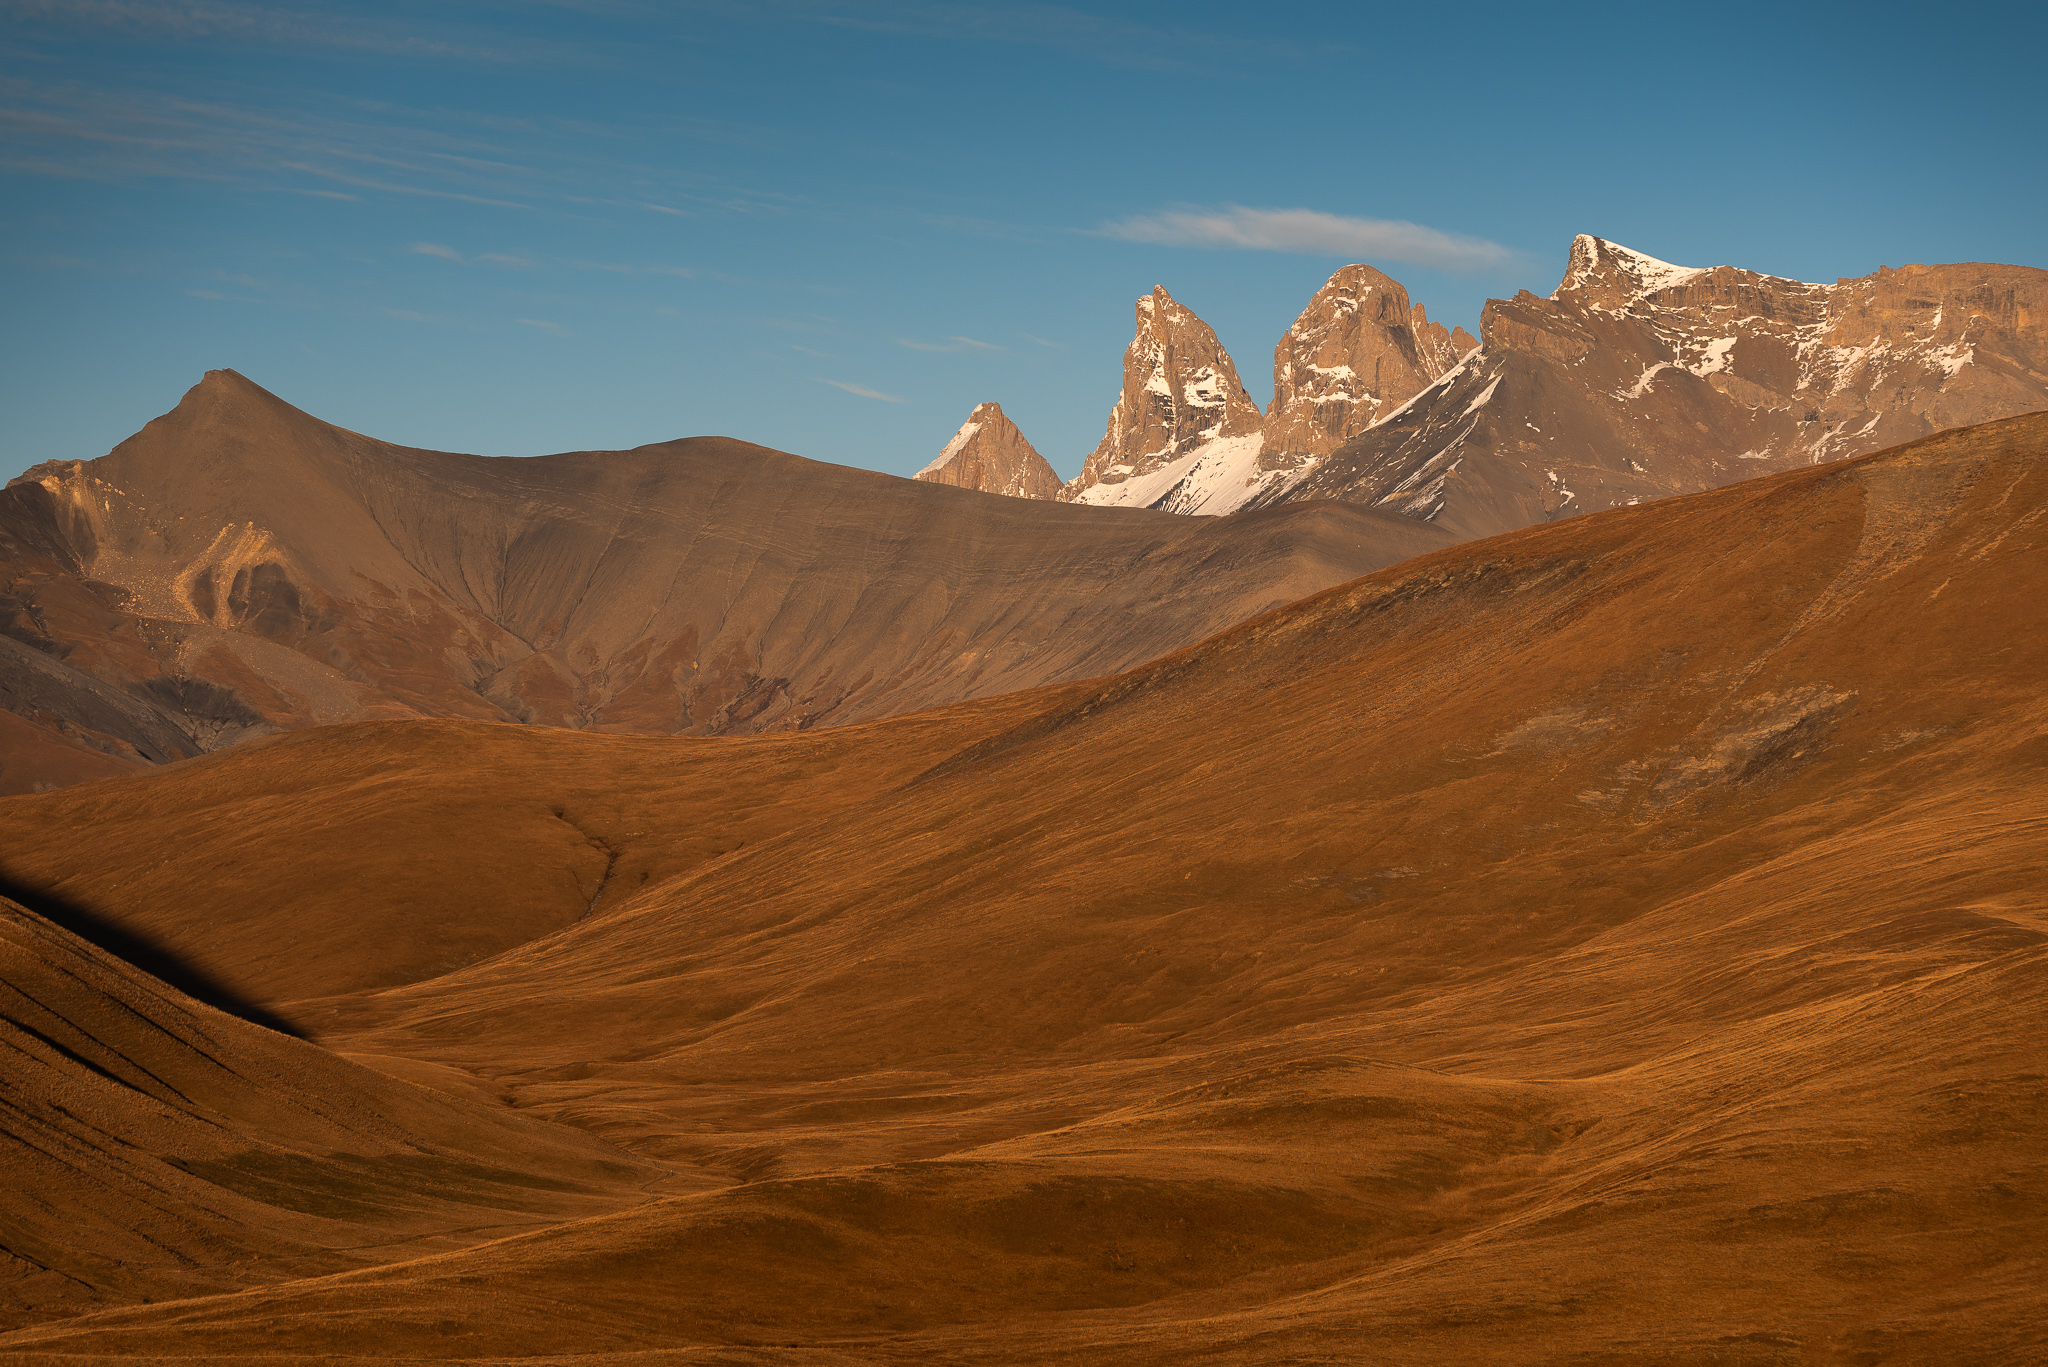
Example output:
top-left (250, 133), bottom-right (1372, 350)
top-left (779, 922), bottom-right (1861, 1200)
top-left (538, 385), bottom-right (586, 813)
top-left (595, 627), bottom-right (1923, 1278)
top-left (1264, 263), bottom-right (1476, 460)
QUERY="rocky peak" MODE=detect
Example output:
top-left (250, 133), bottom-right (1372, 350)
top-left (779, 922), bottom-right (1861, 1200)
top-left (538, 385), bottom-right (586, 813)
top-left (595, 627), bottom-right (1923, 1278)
top-left (1551, 234), bottom-right (1714, 311)
top-left (1264, 264), bottom-right (1479, 460)
top-left (1060, 286), bottom-right (1263, 505)
top-left (914, 402), bottom-right (1062, 500)
top-left (1415, 306), bottom-right (1481, 377)
top-left (1259, 234), bottom-right (2048, 539)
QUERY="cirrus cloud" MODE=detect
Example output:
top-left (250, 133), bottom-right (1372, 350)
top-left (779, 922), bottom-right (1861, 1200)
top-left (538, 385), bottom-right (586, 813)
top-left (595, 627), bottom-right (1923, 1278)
top-left (824, 380), bottom-right (905, 403)
top-left (1098, 205), bottom-right (1513, 272)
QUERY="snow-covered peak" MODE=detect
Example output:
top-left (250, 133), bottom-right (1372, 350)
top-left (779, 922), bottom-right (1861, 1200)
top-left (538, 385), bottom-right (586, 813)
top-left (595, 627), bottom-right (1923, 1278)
top-left (1555, 234), bottom-right (1709, 303)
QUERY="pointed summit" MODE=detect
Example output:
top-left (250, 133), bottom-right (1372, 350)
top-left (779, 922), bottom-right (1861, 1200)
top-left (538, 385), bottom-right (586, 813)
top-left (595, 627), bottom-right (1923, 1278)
top-left (914, 402), bottom-right (1061, 500)
top-left (1263, 264), bottom-right (1478, 460)
top-left (1551, 234), bottom-right (1710, 308)
top-left (1061, 286), bottom-right (1263, 508)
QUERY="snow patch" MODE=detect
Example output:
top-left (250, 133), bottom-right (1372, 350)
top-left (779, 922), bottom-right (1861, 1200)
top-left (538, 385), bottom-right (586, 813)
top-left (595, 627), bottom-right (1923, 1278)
top-left (916, 420), bottom-right (981, 477)
top-left (1686, 336), bottom-right (1738, 377)
top-left (1070, 433), bottom-right (1280, 516)
top-left (1617, 362), bottom-right (1676, 399)
top-left (1462, 376), bottom-right (1501, 416)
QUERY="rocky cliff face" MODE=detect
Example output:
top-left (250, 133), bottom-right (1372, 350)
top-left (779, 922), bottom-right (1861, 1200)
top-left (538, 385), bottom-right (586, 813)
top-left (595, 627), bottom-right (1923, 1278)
top-left (1257, 236), bottom-right (2048, 539)
top-left (1265, 264), bottom-right (1476, 461)
top-left (1060, 274), bottom-right (1477, 518)
top-left (1060, 287), bottom-right (1268, 514)
top-left (915, 402), bottom-right (1061, 500)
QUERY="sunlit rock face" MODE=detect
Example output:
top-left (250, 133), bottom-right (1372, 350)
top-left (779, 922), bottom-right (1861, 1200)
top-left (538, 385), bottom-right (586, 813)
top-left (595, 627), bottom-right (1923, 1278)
top-left (915, 402), bottom-right (1062, 500)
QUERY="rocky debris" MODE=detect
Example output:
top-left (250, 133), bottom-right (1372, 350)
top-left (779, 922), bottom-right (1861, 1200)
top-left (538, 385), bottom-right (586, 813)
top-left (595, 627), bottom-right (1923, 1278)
top-left (1257, 235), bottom-right (2048, 539)
top-left (915, 402), bottom-right (1062, 500)
top-left (1061, 287), bottom-right (1266, 511)
top-left (1265, 264), bottom-right (1477, 461)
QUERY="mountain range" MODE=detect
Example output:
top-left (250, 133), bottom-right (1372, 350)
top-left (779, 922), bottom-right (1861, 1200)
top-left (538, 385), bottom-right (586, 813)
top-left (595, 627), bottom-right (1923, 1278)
top-left (6, 234), bottom-right (2042, 798)
top-left (926, 235), bottom-right (2048, 541)
top-left (0, 372), bottom-right (1447, 793)
top-left (1, 411), bottom-right (2042, 1361)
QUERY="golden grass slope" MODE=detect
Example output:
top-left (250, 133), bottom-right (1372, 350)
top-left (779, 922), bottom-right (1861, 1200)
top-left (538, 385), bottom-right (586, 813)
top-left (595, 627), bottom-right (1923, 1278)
top-left (0, 414), bottom-right (2043, 1362)
top-left (0, 898), bottom-right (667, 1332)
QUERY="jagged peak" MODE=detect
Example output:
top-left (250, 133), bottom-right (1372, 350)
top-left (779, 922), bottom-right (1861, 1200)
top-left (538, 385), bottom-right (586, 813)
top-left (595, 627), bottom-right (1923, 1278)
top-left (1553, 234), bottom-right (1709, 303)
top-left (917, 402), bottom-right (1007, 478)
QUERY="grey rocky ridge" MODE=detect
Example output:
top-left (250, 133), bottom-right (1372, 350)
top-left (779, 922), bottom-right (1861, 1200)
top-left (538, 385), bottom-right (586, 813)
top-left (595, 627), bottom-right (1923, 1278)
top-left (914, 402), bottom-right (1062, 500)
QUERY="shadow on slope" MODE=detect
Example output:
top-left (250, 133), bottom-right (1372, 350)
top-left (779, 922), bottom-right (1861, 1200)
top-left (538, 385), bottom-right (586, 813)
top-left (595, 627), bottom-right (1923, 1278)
top-left (0, 871), bottom-right (301, 1036)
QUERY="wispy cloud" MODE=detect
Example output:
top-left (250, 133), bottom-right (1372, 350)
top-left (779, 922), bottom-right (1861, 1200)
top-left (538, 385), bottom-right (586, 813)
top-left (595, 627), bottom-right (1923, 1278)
top-left (824, 379), bottom-right (905, 403)
top-left (0, 0), bottom-right (545, 62)
top-left (762, 1), bottom-right (1339, 73)
top-left (1099, 205), bottom-right (1515, 273)
top-left (518, 317), bottom-right (573, 336)
top-left (1019, 332), bottom-right (1061, 348)
top-left (0, 76), bottom-right (782, 222)
top-left (790, 344), bottom-right (835, 357)
top-left (643, 202), bottom-right (693, 216)
top-left (409, 241), bottom-right (464, 262)
top-left (897, 335), bottom-right (1001, 353)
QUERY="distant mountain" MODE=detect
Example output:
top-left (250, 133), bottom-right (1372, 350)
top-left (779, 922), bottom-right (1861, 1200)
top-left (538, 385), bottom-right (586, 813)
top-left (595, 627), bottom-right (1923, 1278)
top-left (1052, 238), bottom-right (2046, 533)
top-left (914, 401), bottom-right (1061, 499)
top-left (1060, 273), bottom-right (1477, 515)
top-left (0, 371), bottom-right (1450, 791)
top-left (1058, 285), bottom-right (1267, 512)
top-left (1265, 263), bottom-right (1477, 460)
top-left (1255, 236), bottom-right (2048, 537)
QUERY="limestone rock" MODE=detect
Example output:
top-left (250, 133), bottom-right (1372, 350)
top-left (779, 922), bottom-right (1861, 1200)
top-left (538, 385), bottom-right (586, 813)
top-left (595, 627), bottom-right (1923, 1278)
top-left (1061, 287), bottom-right (1266, 512)
top-left (915, 402), bottom-right (1061, 500)
top-left (1258, 235), bottom-right (2048, 539)
top-left (1264, 264), bottom-right (1478, 461)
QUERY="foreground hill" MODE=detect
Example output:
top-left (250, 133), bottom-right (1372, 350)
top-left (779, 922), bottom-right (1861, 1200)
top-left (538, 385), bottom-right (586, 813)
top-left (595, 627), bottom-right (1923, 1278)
top-left (0, 897), bottom-right (667, 1330)
top-left (0, 413), bottom-right (2041, 1362)
top-left (0, 370), bottom-right (1446, 792)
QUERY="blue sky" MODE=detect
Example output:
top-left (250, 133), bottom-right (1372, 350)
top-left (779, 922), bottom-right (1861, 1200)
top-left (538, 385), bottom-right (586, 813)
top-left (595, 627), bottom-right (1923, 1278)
top-left (4, 1), bottom-right (2043, 483)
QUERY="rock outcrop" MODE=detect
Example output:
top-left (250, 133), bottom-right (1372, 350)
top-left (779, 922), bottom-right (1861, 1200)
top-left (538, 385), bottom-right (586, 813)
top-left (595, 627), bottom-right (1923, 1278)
top-left (914, 402), bottom-right (1061, 500)
top-left (1264, 264), bottom-right (1477, 461)
top-left (1060, 287), bottom-right (1268, 514)
top-left (1060, 275), bottom-right (1477, 517)
top-left (1257, 235), bottom-right (2048, 539)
